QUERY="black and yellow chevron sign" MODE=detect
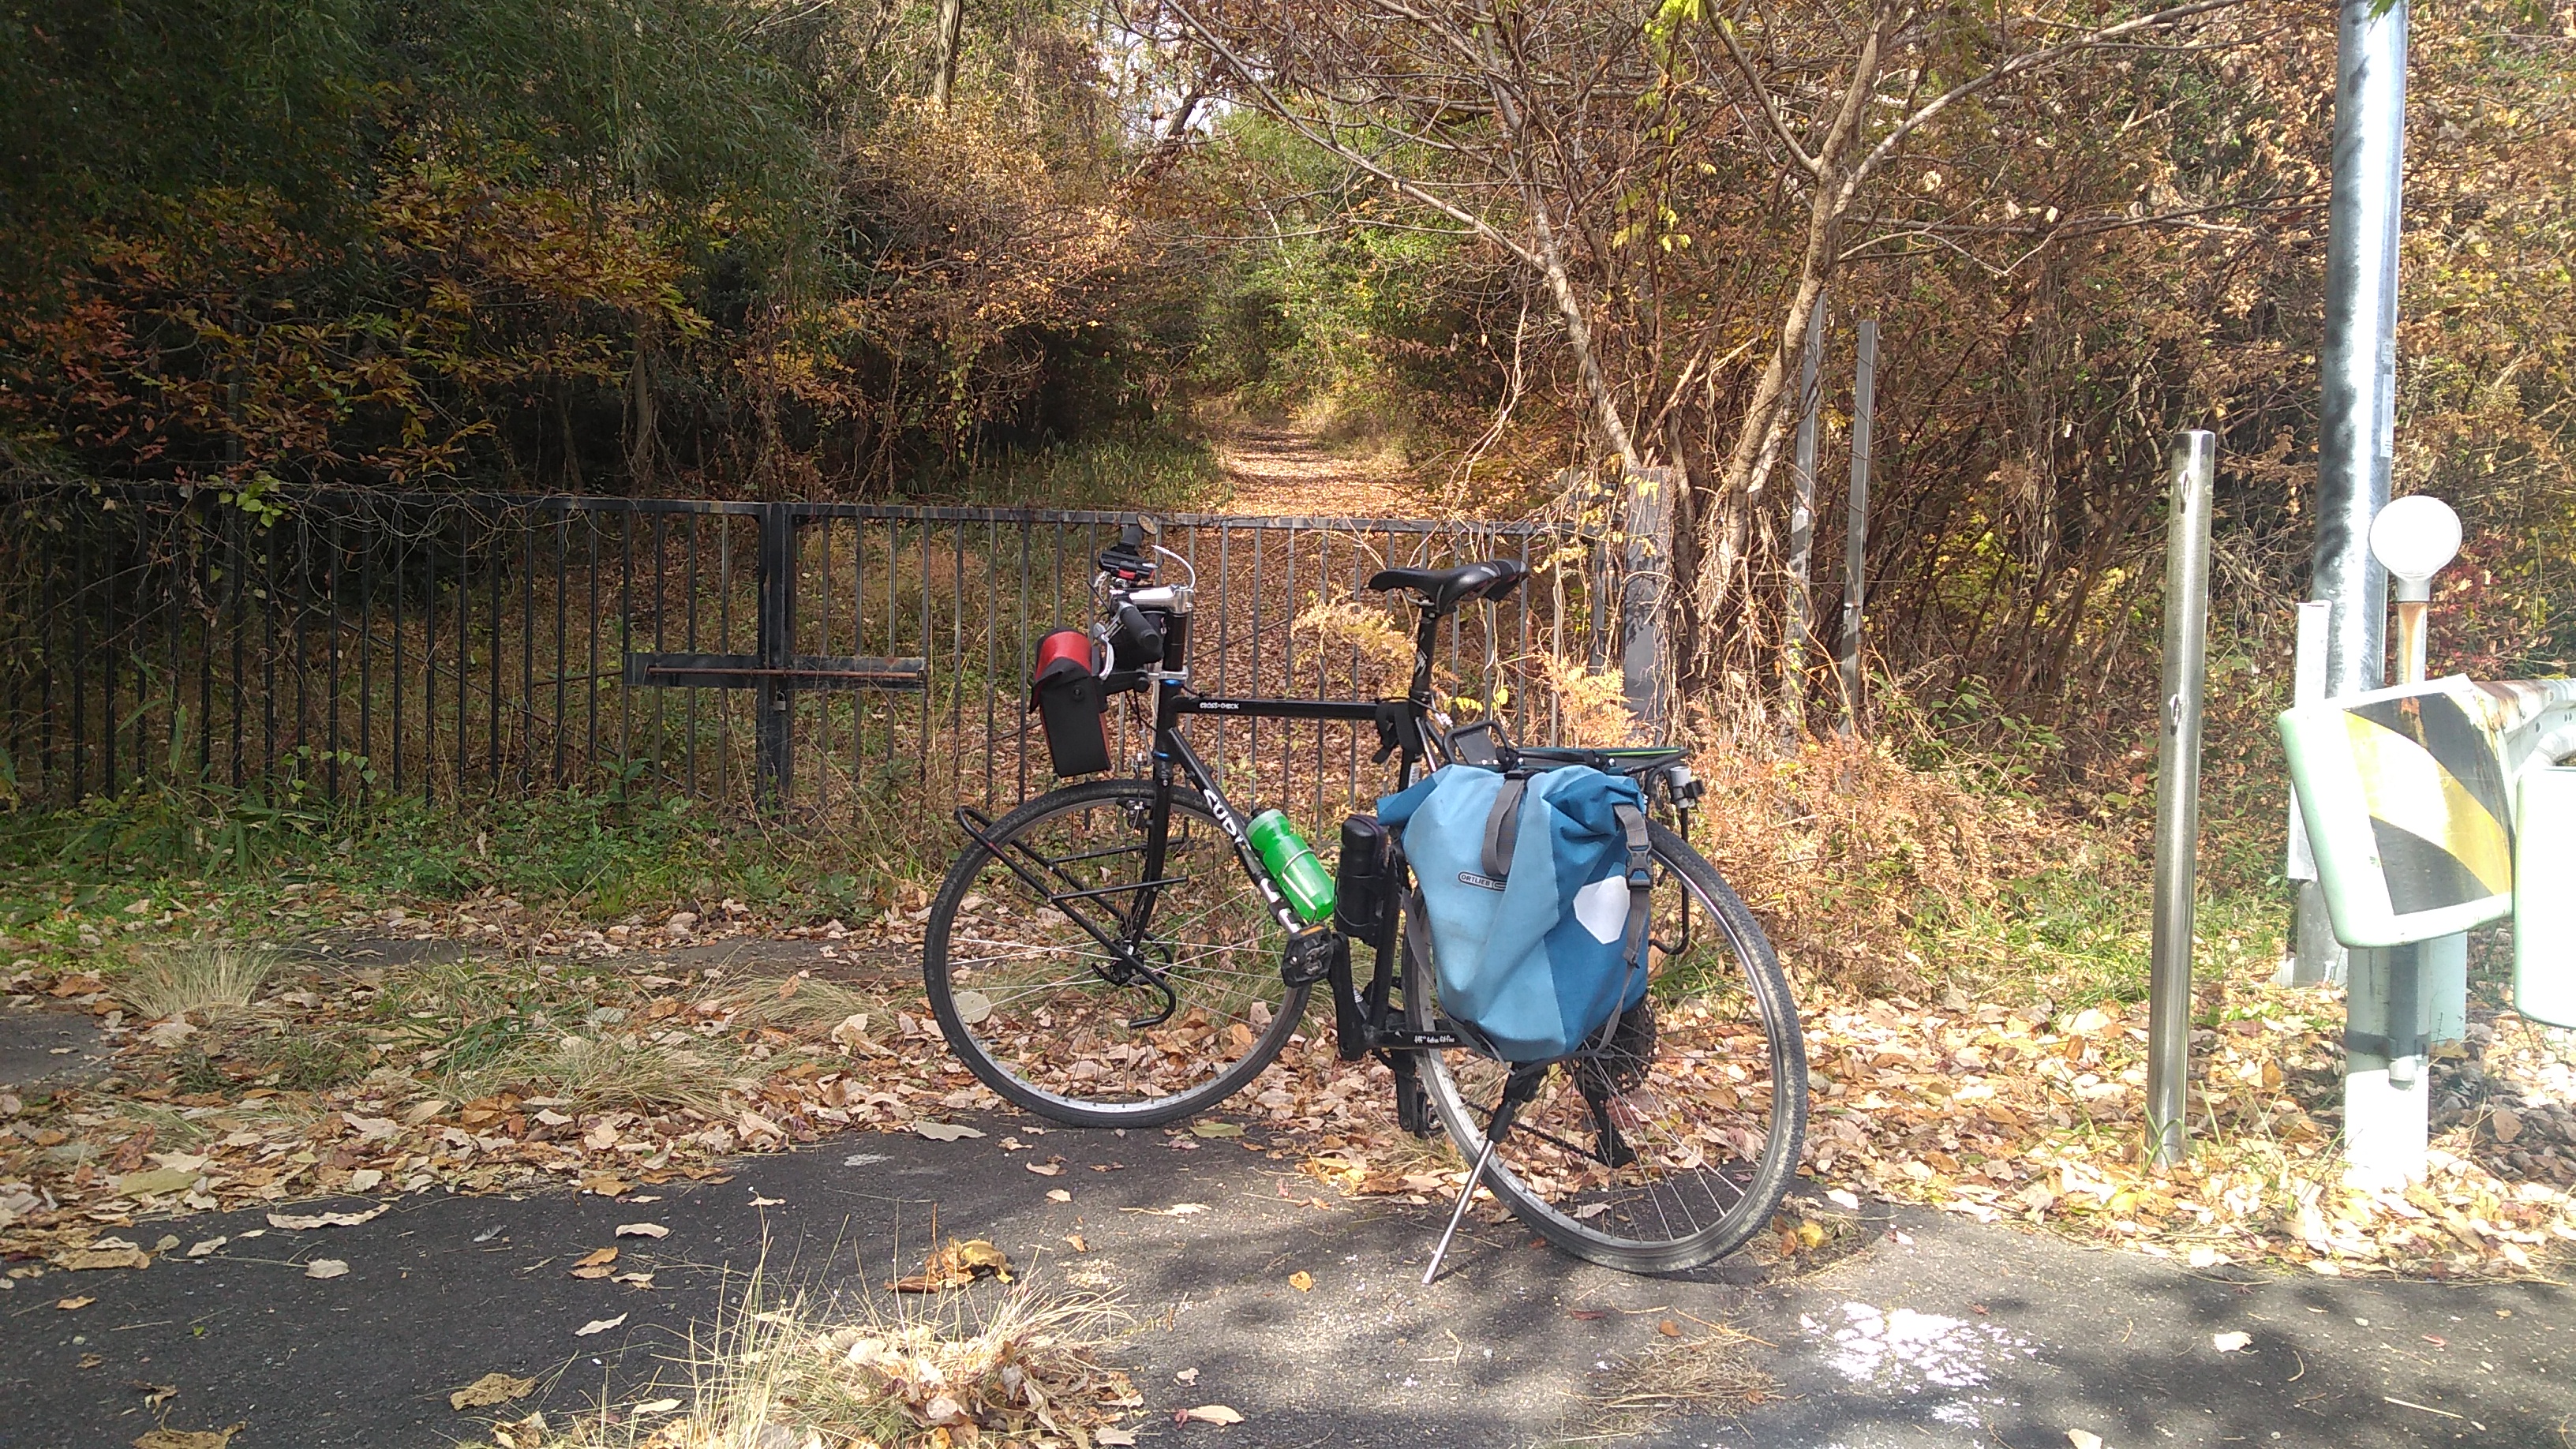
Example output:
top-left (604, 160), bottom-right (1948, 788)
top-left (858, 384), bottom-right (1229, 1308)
top-left (2338, 691), bottom-right (2515, 914)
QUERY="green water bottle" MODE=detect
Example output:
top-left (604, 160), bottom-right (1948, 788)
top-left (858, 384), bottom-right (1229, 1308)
top-left (1246, 809), bottom-right (1336, 924)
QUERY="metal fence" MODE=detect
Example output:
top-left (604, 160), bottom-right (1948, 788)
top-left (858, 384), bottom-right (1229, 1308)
top-left (2, 485), bottom-right (1623, 833)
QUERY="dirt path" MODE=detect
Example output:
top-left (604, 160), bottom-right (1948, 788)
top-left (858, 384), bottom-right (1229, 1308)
top-left (1214, 427), bottom-right (1432, 519)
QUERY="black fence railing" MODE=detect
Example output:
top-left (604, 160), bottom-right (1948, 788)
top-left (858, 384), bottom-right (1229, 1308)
top-left (1, 485), bottom-right (1624, 833)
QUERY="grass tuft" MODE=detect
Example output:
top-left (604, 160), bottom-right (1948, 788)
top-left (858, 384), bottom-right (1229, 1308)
top-left (489, 1260), bottom-right (1136, 1449)
top-left (115, 942), bottom-right (285, 1020)
top-left (448, 1035), bottom-right (743, 1118)
top-left (1567, 1321), bottom-right (1777, 1439)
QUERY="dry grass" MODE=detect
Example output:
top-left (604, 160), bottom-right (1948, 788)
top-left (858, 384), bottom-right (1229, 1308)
top-left (1563, 1321), bottom-right (1778, 1441)
top-left (717, 977), bottom-right (888, 1035)
top-left (115, 941), bottom-right (285, 1020)
top-left (485, 1264), bottom-right (1137, 1449)
top-left (443, 1035), bottom-right (745, 1118)
top-left (1687, 728), bottom-right (2069, 993)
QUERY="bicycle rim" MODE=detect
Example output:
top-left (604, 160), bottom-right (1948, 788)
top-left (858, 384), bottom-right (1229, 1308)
top-left (1418, 823), bottom-right (1807, 1272)
top-left (923, 779), bottom-right (1306, 1128)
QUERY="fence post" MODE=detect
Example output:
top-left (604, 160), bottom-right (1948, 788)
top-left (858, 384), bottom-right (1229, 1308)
top-left (1782, 293), bottom-right (1826, 743)
top-left (1838, 318), bottom-right (1876, 735)
top-left (2147, 430), bottom-right (2217, 1168)
top-left (755, 501), bottom-right (796, 807)
top-left (1620, 466), bottom-right (1676, 736)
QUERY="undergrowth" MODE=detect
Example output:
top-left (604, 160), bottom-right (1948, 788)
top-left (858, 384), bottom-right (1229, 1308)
top-left (0, 779), bottom-right (928, 959)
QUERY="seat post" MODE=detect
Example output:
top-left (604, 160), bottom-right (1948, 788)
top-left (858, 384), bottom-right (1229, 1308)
top-left (1408, 605), bottom-right (1442, 704)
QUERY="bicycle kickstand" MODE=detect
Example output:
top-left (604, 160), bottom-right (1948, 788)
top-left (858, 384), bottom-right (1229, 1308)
top-left (1422, 1063), bottom-right (1547, 1286)
top-left (1422, 1135), bottom-right (1498, 1286)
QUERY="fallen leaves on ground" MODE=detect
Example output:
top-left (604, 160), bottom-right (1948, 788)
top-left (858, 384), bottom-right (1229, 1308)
top-left (56, 1237), bottom-right (152, 1270)
top-left (2211, 1331), bottom-right (2252, 1352)
top-left (305, 1258), bottom-right (349, 1279)
top-left (7, 893), bottom-right (2568, 1287)
top-left (492, 1279), bottom-right (1137, 1449)
top-left (131, 1425), bottom-right (242, 1449)
top-left (1778, 982), bottom-right (2574, 1280)
top-left (893, 1237), bottom-right (1013, 1294)
top-left (56, 1294), bottom-right (93, 1309)
top-left (573, 1314), bottom-right (627, 1337)
top-left (1178, 1404), bottom-right (1245, 1425)
top-left (268, 1206), bottom-right (386, 1230)
top-left (1287, 1271), bottom-right (1313, 1291)
top-left (452, 1372), bottom-right (538, 1410)
top-left (615, 1222), bottom-right (668, 1239)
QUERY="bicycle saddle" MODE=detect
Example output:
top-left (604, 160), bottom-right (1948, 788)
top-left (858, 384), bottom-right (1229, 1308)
top-left (1365, 559), bottom-right (1530, 615)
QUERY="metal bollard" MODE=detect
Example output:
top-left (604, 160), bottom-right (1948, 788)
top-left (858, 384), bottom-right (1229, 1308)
top-left (2147, 432), bottom-right (2216, 1168)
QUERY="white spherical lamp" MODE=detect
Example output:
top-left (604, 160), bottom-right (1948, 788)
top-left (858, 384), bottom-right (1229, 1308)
top-left (2368, 494), bottom-right (2461, 603)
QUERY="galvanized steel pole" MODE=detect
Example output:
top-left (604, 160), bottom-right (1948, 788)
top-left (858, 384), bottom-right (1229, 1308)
top-left (2147, 431), bottom-right (2217, 1168)
top-left (2317, 0), bottom-right (2416, 1189)
top-left (2313, 0), bottom-right (2406, 700)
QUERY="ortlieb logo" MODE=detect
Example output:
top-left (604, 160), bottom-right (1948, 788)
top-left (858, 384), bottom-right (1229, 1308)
top-left (1457, 871), bottom-right (1506, 892)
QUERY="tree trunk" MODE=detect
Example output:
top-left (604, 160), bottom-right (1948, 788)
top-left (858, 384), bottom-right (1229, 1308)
top-left (1691, 14), bottom-right (1888, 633)
top-left (933, 0), bottom-right (964, 110)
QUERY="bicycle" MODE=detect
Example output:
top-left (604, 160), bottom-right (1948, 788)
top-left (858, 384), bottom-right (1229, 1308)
top-left (923, 522), bottom-right (1807, 1275)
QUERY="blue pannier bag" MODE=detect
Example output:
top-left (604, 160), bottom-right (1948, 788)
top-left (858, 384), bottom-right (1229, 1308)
top-left (1376, 763), bottom-right (1654, 1063)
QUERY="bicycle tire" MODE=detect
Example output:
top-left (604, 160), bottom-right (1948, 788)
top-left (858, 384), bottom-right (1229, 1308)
top-left (923, 778), bottom-right (1309, 1129)
top-left (1412, 819), bottom-right (1807, 1273)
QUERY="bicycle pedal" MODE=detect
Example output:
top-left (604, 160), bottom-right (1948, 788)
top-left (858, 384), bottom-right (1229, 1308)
top-left (1281, 928), bottom-right (1340, 987)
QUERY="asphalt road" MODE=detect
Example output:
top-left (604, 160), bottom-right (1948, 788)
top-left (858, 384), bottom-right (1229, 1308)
top-left (5, 1115), bottom-right (2569, 1449)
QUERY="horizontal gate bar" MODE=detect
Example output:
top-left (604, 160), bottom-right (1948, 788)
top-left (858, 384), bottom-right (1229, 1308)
top-left (623, 653), bottom-right (928, 691)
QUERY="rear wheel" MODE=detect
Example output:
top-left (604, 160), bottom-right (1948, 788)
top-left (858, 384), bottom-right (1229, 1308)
top-left (923, 779), bottom-right (1305, 1128)
top-left (1413, 820), bottom-right (1807, 1273)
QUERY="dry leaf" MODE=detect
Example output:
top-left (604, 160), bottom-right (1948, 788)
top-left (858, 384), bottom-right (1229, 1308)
top-left (1097, 1430), bottom-right (1138, 1447)
top-left (305, 1259), bottom-right (350, 1279)
top-left (615, 1222), bottom-right (669, 1239)
top-left (2068, 1432), bottom-right (2104, 1449)
top-left (2211, 1331), bottom-right (2252, 1353)
top-left (114, 1167), bottom-right (202, 1198)
top-left (911, 1121), bottom-right (985, 1141)
top-left (185, 1238), bottom-right (226, 1258)
top-left (1065, 1234), bottom-right (1089, 1252)
top-left (138, 1383), bottom-right (179, 1409)
top-left (451, 1372), bottom-right (537, 1410)
top-left (1181, 1405), bottom-right (1246, 1425)
top-left (1027, 1163), bottom-right (1065, 1177)
top-left (574, 1313), bottom-right (627, 1337)
top-left (1046, 1189), bottom-right (1073, 1203)
top-left (748, 1194), bottom-right (783, 1207)
top-left (1189, 1121), bottom-right (1244, 1139)
top-left (57, 1296), bottom-right (95, 1310)
top-left (633, 1398), bottom-right (682, 1416)
top-left (131, 1424), bottom-right (242, 1449)
top-left (1288, 1271), bottom-right (1314, 1292)
top-left (58, 1242), bottom-right (152, 1271)
top-left (1657, 1319), bottom-right (1683, 1338)
top-left (574, 1247), bottom-right (620, 1268)
top-left (268, 1206), bottom-right (385, 1230)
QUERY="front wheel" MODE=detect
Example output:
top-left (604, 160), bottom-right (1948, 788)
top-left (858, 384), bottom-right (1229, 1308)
top-left (1413, 820), bottom-right (1807, 1273)
top-left (923, 779), bottom-right (1307, 1128)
